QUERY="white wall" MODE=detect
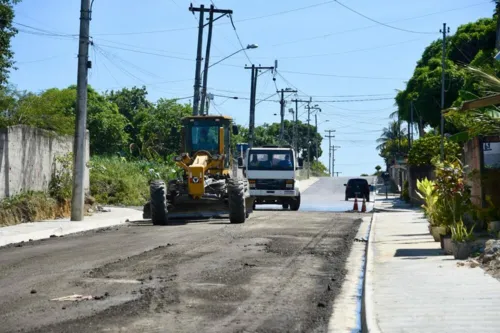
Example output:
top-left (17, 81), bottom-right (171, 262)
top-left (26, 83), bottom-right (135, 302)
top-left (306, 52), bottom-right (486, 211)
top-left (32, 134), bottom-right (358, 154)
top-left (0, 125), bottom-right (89, 199)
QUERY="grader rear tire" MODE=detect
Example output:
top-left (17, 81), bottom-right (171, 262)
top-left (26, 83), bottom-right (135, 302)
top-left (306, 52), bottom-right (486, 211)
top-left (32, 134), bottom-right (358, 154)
top-left (228, 179), bottom-right (246, 224)
top-left (150, 180), bottom-right (169, 225)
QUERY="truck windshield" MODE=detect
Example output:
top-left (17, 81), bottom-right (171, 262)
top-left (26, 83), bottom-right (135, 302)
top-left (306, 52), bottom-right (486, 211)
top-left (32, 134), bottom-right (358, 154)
top-left (248, 150), bottom-right (294, 170)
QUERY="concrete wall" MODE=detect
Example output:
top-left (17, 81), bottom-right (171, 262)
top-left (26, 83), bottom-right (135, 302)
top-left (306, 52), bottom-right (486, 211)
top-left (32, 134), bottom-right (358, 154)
top-left (0, 125), bottom-right (89, 199)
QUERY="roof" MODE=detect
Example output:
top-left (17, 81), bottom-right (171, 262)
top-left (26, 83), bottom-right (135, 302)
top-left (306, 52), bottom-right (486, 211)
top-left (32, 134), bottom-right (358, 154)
top-left (249, 147), bottom-right (294, 151)
top-left (182, 115), bottom-right (233, 121)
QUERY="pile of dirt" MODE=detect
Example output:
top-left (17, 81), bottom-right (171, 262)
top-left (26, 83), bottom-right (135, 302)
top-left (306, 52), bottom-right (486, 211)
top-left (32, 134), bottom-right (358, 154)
top-left (472, 239), bottom-right (500, 279)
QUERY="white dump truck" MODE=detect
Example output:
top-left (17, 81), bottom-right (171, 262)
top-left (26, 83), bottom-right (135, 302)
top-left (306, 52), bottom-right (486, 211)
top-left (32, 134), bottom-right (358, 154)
top-left (238, 145), bottom-right (303, 210)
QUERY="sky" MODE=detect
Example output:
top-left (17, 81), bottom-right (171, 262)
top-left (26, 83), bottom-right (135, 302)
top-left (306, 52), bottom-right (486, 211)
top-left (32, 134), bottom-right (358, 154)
top-left (9, 0), bottom-right (495, 176)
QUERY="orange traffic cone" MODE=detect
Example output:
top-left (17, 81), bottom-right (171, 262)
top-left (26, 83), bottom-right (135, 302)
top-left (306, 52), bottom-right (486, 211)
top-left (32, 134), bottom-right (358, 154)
top-left (361, 197), bottom-right (367, 213)
top-left (353, 195), bottom-right (359, 211)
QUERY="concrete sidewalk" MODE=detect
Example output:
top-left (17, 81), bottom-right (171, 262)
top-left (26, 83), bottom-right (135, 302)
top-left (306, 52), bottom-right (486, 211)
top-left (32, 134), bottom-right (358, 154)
top-left (0, 207), bottom-right (142, 247)
top-left (365, 199), bottom-right (500, 333)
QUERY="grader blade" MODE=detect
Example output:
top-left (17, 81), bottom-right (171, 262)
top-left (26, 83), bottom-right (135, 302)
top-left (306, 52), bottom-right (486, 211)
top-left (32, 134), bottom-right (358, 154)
top-left (167, 195), bottom-right (230, 220)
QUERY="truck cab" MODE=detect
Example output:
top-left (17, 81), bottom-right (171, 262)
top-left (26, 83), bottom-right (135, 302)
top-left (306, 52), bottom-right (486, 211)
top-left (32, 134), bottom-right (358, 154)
top-left (241, 146), bottom-right (303, 210)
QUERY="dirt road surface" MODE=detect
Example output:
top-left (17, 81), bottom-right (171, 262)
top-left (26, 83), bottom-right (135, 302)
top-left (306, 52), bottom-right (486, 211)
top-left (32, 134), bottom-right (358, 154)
top-left (0, 177), bottom-right (369, 333)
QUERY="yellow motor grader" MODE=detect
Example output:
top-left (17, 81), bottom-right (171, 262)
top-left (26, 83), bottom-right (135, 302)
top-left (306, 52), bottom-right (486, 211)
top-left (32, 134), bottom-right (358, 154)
top-left (143, 115), bottom-right (254, 225)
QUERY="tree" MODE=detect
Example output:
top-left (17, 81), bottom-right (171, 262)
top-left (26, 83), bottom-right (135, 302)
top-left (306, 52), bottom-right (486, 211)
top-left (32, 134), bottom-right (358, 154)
top-left (0, 1), bottom-right (21, 86)
top-left (105, 86), bottom-right (154, 146)
top-left (494, 0), bottom-right (500, 49)
top-left (407, 134), bottom-right (461, 166)
top-left (376, 120), bottom-right (406, 151)
top-left (395, 17), bottom-right (497, 129)
top-left (135, 98), bottom-right (191, 158)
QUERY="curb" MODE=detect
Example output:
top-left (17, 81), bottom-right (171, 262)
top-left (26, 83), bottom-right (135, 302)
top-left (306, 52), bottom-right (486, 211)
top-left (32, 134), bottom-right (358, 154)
top-left (362, 213), bottom-right (382, 333)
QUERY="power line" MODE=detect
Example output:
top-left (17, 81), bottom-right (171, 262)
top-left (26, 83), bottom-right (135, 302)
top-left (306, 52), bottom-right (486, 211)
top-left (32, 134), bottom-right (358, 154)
top-left (272, 1), bottom-right (488, 47)
top-left (333, 0), bottom-right (437, 35)
top-left (236, 0), bottom-right (335, 23)
top-left (228, 14), bottom-right (252, 64)
top-left (278, 38), bottom-right (423, 60)
top-left (279, 70), bottom-right (406, 81)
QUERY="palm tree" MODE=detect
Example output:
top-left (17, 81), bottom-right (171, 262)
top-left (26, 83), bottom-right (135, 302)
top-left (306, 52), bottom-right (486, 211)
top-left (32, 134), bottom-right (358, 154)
top-left (376, 120), bottom-right (407, 151)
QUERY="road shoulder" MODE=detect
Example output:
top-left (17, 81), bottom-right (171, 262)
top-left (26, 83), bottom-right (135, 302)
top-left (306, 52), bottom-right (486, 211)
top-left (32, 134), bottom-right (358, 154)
top-left (328, 215), bottom-right (371, 332)
top-left (0, 208), bottom-right (142, 247)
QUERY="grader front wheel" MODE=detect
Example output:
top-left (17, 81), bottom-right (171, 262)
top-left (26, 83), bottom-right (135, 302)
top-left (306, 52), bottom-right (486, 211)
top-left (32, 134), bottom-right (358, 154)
top-left (228, 179), bottom-right (246, 224)
top-left (150, 180), bottom-right (169, 225)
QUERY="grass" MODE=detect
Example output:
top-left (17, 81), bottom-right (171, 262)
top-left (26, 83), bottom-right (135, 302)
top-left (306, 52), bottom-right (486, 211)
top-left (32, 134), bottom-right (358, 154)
top-left (89, 156), bottom-right (178, 206)
top-left (0, 156), bottom-right (177, 226)
top-left (0, 191), bottom-right (70, 227)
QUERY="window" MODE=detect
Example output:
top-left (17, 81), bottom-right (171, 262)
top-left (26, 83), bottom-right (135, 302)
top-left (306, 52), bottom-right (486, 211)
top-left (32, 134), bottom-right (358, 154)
top-left (484, 142), bottom-right (500, 169)
top-left (191, 124), bottom-right (219, 152)
top-left (248, 150), bottom-right (294, 170)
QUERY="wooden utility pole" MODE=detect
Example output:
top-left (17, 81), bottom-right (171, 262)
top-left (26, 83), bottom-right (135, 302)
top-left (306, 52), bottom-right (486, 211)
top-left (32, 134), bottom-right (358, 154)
top-left (189, 4), bottom-right (233, 116)
top-left (71, 0), bottom-right (91, 221)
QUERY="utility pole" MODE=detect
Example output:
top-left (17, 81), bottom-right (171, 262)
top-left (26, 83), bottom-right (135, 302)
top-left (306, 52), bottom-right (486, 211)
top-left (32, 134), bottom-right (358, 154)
top-left (245, 64), bottom-right (274, 147)
top-left (278, 88), bottom-right (296, 143)
top-left (306, 102), bottom-right (321, 166)
top-left (324, 130), bottom-right (335, 176)
top-left (440, 23), bottom-right (450, 160)
top-left (332, 145), bottom-right (341, 177)
top-left (189, 4), bottom-right (233, 116)
top-left (291, 98), bottom-right (311, 154)
top-left (71, 0), bottom-right (91, 221)
top-left (410, 100), bottom-right (415, 148)
top-left (199, 5), bottom-right (214, 116)
top-left (314, 113), bottom-right (318, 162)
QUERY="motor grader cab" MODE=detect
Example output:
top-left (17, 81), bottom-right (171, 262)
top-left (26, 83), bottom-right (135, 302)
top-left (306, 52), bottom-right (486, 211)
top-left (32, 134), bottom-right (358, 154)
top-left (145, 115), bottom-right (254, 225)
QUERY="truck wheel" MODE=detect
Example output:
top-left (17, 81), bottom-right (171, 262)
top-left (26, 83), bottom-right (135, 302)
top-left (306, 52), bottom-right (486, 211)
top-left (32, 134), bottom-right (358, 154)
top-left (290, 194), bottom-right (301, 211)
top-left (150, 180), bottom-right (169, 225)
top-left (228, 179), bottom-right (246, 224)
top-left (282, 203), bottom-right (289, 209)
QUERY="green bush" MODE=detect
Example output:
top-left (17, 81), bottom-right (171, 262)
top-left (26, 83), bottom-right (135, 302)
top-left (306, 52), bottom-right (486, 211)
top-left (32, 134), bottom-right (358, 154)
top-left (408, 134), bottom-right (461, 166)
top-left (89, 156), bottom-right (178, 206)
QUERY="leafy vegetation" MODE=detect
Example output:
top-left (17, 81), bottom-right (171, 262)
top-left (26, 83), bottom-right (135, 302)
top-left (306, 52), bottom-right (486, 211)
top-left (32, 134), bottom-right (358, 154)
top-left (407, 134), bottom-right (461, 166)
top-left (89, 156), bottom-right (179, 206)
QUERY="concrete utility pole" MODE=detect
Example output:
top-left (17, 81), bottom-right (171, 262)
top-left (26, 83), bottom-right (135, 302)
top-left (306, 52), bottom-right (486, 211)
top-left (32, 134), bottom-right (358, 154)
top-left (191, 5), bottom-right (204, 116)
top-left (278, 88), bottom-right (296, 143)
top-left (245, 64), bottom-right (274, 147)
top-left (324, 130), bottom-right (335, 176)
top-left (332, 145), bottom-right (341, 177)
top-left (440, 22), bottom-right (450, 160)
top-left (189, 4), bottom-right (233, 116)
top-left (71, 0), bottom-right (91, 221)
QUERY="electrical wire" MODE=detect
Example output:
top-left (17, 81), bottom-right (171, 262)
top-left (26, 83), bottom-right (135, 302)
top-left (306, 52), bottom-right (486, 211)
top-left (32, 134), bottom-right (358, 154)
top-left (272, 1), bottom-right (489, 47)
top-left (228, 14), bottom-right (253, 65)
top-left (279, 70), bottom-right (406, 81)
top-left (333, 0), bottom-right (437, 35)
top-left (278, 38), bottom-right (423, 60)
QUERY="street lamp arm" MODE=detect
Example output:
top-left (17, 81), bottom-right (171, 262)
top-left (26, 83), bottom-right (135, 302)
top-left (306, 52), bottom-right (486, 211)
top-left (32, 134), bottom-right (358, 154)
top-left (208, 49), bottom-right (244, 69)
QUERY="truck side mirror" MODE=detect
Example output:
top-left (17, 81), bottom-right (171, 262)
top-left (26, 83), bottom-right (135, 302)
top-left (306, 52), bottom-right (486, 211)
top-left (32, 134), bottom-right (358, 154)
top-left (237, 157), bottom-right (243, 167)
top-left (232, 125), bottom-right (239, 135)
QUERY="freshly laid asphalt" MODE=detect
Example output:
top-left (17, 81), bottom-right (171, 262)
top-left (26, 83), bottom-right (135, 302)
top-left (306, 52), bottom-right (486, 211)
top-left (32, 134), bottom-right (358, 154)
top-left (0, 177), bottom-right (371, 333)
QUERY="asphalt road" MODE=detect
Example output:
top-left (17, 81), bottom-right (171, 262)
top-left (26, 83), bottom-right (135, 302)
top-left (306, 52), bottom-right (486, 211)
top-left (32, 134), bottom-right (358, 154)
top-left (0, 177), bottom-right (370, 333)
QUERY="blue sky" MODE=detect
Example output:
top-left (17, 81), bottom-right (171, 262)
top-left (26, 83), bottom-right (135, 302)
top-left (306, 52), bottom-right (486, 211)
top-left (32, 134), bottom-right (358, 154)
top-left (9, 0), bottom-right (494, 176)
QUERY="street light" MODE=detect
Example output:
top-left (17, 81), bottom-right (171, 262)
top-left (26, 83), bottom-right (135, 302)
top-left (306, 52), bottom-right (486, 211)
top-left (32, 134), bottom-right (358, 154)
top-left (208, 44), bottom-right (258, 68)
